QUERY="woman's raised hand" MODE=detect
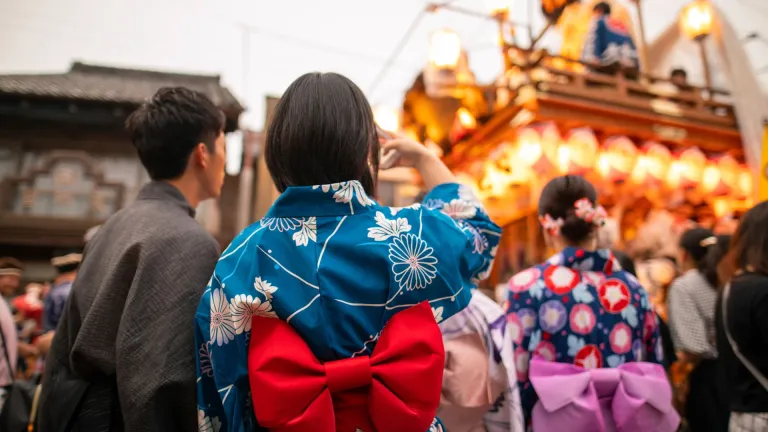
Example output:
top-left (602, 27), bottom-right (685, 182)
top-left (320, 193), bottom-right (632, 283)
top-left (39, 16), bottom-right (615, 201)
top-left (379, 135), bottom-right (456, 190)
top-left (379, 136), bottom-right (432, 170)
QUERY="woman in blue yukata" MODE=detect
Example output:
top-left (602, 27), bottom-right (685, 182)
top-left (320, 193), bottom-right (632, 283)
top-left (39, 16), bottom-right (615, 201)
top-left (195, 72), bottom-right (502, 432)
top-left (505, 175), bottom-right (679, 432)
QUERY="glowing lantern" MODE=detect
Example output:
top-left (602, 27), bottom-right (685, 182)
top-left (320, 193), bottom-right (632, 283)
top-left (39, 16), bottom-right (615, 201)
top-left (373, 106), bottom-right (400, 133)
top-left (737, 166), bottom-right (754, 198)
top-left (558, 128), bottom-right (598, 175)
top-left (702, 155), bottom-right (738, 196)
top-left (429, 29), bottom-right (462, 69)
top-left (631, 142), bottom-right (672, 185)
top-left (667, 147), bottom-right (706, 189)
top-left (449, 107), bottom-right (478, 143)
top-left (680, 0), bottom-right (714, 41)
top-left (515, 122), bottom-right (560, 173)
top-left (599, 136), bottom-right (638, 183)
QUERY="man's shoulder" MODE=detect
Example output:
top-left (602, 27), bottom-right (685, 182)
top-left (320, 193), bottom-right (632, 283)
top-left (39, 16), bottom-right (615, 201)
top-left (103, 202), bottom-right (218, 254)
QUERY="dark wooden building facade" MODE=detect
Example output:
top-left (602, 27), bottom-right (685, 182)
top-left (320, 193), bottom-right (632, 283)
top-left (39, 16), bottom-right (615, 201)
top-left (0, 62), bottom-right (244, 280)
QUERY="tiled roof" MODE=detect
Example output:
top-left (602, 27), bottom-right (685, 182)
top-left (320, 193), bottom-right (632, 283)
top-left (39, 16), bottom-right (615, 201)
top-left (0, 62), bottom-right (244, 113)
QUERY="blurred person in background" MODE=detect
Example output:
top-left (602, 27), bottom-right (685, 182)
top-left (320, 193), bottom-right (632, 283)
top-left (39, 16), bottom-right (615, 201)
top-left (37, 87), bottom-right (226, 432)
top-left (0, 258), bottom-right (23, 305)
top-left (506, 175), bottom-right (676, 431)
top-left (668, 229), bottom-right (730, 431)
top-left (42, 249), bottom-right (82, 334)
top-left (34, 249), bottom-right (83, 357)
top-left (716, 201), bottom-right (768, 431)
top-left (438, 289), bottom-right (524, 432)
top-left (0, 258), bottom-right (23, 408)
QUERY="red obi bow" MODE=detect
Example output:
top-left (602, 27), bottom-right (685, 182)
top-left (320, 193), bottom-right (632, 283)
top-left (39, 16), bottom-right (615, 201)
top-left (248, 301), bottom-right (445, 432)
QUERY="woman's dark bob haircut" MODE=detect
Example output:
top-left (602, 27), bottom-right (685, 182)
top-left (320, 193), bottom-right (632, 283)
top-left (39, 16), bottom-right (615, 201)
top-left (719, 201), bottom-right (768, 284)
top-left (265, 72), bottom-right (379, 195)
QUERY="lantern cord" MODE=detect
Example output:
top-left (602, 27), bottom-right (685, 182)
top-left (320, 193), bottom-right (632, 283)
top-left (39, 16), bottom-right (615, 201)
top-left (366, 7), bottom-right (428, 98)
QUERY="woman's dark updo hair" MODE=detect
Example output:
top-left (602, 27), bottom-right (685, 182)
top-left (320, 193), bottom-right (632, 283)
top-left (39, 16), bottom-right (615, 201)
top-left (538, 175), bottom-right (599, 245)
top-left (265, 72), bottom-right (379, 195)
top-left (679, 227), bottom-right (729, 288)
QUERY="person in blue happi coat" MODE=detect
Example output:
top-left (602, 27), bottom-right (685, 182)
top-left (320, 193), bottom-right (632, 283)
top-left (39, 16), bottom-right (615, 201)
top-left (581, 2), bottom-right (639, 76)
top-left (195, 72), bottom-right (502, 432)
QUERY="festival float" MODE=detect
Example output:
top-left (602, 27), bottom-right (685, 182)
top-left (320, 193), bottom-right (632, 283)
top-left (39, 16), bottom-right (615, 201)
top-left (376, 0), bottom-right (768, 282)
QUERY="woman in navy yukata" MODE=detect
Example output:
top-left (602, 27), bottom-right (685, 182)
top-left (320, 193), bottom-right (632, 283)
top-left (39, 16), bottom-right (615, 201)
top-left (195, 72), bottom-right (502, 432)
top-left (505, 176), bottom-right (678, 431)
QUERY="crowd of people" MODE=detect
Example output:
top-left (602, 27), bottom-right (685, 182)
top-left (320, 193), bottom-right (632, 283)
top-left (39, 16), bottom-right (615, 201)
top-left (0, 73), bottom-right (766, 432)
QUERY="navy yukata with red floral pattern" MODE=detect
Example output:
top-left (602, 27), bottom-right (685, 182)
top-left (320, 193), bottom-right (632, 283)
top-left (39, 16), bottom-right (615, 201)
top-left (504, 247), bottom-right (663, 424)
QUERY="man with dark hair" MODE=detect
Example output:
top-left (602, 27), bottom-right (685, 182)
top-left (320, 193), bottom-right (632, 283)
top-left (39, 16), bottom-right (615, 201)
top-left (593, 1), bottom-right (611, 16)
top-left (38, 87), bottom-right (226, 431)
top-left (670, 68), bottom-right (689, 89)
top-left (43, 249), bottom-right (81, 333)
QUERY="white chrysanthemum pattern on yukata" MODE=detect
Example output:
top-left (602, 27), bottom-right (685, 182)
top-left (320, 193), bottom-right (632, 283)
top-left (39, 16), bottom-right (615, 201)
top-left (390, 203), bottom-right (421, 215)
top-left (209, 288), bottom-right (235, 346)
top-left (198, 409), bottom-right (221, 432)
top-left (367, 211), bottom-right (412, 241)
top-left (389, 234), bottom-right (438, 291)
top-left (261, 217), bottom-right (300, 232)
top-left (230, 294), bottom-right (276, 334)
top-left (441, 199), bottom-right (477, 220)
top-left (292, 217), bottom-right (317, 247)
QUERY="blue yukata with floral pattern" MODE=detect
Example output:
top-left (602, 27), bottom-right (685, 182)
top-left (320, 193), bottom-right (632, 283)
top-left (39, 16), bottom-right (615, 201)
top-left (195, 180), bottom-right (502, 432)
top-left (504, 247), bottom-right (663, 424)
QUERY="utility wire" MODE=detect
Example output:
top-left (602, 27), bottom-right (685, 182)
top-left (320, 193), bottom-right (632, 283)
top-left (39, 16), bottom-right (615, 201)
top-left (366, 8), bottom-right (429, 97)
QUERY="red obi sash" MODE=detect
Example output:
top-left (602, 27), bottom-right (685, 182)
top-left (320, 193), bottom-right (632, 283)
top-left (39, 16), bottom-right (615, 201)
top-left (248, 301), bottom-right (444, 432)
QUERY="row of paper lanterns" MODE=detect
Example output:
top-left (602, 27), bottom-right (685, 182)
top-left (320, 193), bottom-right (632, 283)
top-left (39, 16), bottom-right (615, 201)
top-left (478, 122), bottom-right (753, 199)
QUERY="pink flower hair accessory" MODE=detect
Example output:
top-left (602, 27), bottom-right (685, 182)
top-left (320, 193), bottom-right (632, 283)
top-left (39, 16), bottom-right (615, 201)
top-left (539, 214), bottom-right (565, 236)
top-left (574, 198), bottom-right (607, 227)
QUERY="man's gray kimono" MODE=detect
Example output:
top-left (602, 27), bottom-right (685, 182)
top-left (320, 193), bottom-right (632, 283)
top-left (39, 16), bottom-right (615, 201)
top-left (37, 182), bottom-right (220, 432)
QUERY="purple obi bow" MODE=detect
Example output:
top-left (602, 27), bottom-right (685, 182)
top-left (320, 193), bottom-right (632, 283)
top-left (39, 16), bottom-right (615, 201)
top-left (529, 357), bottom-right (680, 432)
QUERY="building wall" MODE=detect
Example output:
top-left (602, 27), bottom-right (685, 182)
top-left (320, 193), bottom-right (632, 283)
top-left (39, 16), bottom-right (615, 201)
top-left (0, 118), bottom-right (240, 280)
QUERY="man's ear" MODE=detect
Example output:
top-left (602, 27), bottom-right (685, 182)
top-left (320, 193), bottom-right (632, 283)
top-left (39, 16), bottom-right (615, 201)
top-left (194, 142), bottom-right (209, 169)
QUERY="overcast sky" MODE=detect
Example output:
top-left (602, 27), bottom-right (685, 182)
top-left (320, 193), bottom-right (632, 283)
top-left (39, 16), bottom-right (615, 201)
top-left (1, 0), bottom-right (766, 132)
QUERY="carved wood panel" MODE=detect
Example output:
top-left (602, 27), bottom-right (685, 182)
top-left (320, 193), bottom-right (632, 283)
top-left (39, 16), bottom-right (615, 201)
top-left (0, 150), bottom-right (125, 220)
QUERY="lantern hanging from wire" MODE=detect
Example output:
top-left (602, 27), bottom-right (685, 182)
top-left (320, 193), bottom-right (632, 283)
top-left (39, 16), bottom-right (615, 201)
top-left (631, 142), bottom-right (672, 185)
top-left (558, 128), bottom-right (598, 175)
top-left (667, 147), bottom-right (706, 189)
top-left (597, 136), bottom-right (638, 183)
top-left (515, 122), bottom-right (560, 174)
